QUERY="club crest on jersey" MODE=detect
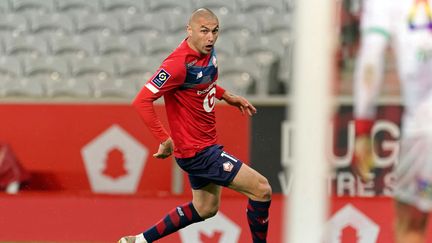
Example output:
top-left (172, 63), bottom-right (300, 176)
top-left (223, 161), bottom-right (234, 172)
top-left (151, 69), bottom-right (170, 88)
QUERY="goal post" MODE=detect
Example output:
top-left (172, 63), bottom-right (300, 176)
top-left (284, 0), bottom-right (335, 242)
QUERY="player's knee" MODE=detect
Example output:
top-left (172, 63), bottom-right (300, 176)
top-left (200, 206), bottom-right (219, 219)
top-left (204, 207), bottom-right (219, 219)
top-left (194, 202), bottom-right (219, 219)
top-left (256, 178), bottom-right (272, 201)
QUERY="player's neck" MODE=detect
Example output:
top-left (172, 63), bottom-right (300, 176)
top-left (186, 38), bottom-right (205, 56)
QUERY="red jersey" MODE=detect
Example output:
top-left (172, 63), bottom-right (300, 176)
top-left (133, 39), bottom-right (225, 158)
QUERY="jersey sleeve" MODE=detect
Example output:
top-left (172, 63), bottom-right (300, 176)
top-left (132, 56), bottom-right (186, 143)
top-left (215, 84), bottom-right (225, 100)
top-left (353, 0), bottom-right (392, 135)
top-left (360, 0), bottom-right (393, 37)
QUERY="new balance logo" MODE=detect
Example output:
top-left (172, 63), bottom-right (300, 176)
top-left (197, 71), bottom-right (203, 79)
top-left (177, 207), bottom-right (185, 216)
top-left (260, 217), bottom-right (269, 224)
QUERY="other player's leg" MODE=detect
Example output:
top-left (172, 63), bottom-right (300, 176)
top-left (395, 200), bottom-right (428, 243)
top-left (393, 135), bottom-right (432, 243)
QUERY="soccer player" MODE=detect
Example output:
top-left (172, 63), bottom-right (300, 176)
top-left (352, 0), bottom-right (432, 242)
top-left (118, 8), bottom-right (272, 243)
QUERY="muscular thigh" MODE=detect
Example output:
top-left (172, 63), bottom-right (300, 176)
top-left (228, 163), bottom-right (269, 200)
top-left (192, 183), bottom-right (222, 212)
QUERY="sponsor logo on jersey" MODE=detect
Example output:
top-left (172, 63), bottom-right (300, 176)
top-left (186, 59), bottom-right (198, 68)
top-left (197, 82), bottom-right (216, 95)
top-left (203, 87), bottom-right (216, 112)
top-left (151, 69), bottom-right (170, 88)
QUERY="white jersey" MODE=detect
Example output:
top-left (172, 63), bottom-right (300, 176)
top-left (354, 0), bottom-right (432, 136)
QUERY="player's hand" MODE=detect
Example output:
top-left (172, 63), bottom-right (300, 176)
top-left (153, 137), bottom-right (173, 159)
top-left (353, 135), bottom-right (374, 182)
top-left (222, 92), bottom-right (257, 116)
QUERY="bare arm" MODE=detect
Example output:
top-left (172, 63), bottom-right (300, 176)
top-left (221, 90), bottom-right (257, 116)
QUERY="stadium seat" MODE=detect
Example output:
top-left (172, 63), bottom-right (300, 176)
top-left (239, 36), bottom-right (284, 65)
top-left (0, 1), bottom-right (10, 12)
top-left (146, 0), bottom-right (191, 15)
top-left (92, 77), bottom-right (137, 98)
top-left (49, 35), bottom-right (97, 58)
top-left (0, 77), bottom-right (44, 97)
top-left (10, 0), bottom-right (55, 14)
top-left (100, 0), bottom-right (146, 15)
top-left (28, 13), bottom-right (75, 37)
top-left (278, 47), bottom-right (293, 93)
top-left (97, 36), bottom-right (141, 58)
top-left (0, 13), bottom-right (28, 36)
top-left (165, 14), bottom-right (189, 35)
top-left (55, 0), bottom-right (100, 15)
top-left (75, 13), bottom-right (120, 38)
top-left (3, 35), bottom-right (48, 58)
top-left (283, 0), bottom-right (294, 11)
top-left (265, 31), bottom-right (292, 50)
top-left (146, 53), bottom-right (168, 67)
top-left (121, 14), bottom-right (166, 39)
top-left (238, 36), bottom-right (286, 94)
top-left (260, 13), bottom-right (291, 36)
top-left (70, 56), bottom-right (115, 81)
top-left (217, 57), bottom-right (262, 96)
top-left (142, 34), bottom-right (185, 56)
top-left (0, 37), bottom-right (4, 55)
top-left (214, 35), bottom-right (238, 59)
top-left (236, 0), bottom-right (284, 15)
top-left (192, 0), bottom-right (237, 16)
top-left (45, 76), bottom-right (92, 98)
top-left (0, 56), bottom-right (23, 79)
top-left (23, 56), bottom-right (69, 81)
top-left (219, 14), bottom-right (259, 39)
top-left (116, 56), bottom-right (160, 89)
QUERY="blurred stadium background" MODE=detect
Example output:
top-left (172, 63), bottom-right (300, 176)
top-left (0, 0), bottom-right (292, 98)
top-left (0, 0), bottom-right (426, 242)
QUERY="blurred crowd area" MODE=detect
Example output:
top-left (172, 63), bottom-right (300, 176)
top-left (0, 0), bottom-right (292, 99)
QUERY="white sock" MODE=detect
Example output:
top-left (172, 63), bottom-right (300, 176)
top-left (135, 233), bottom-right (147, 243)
